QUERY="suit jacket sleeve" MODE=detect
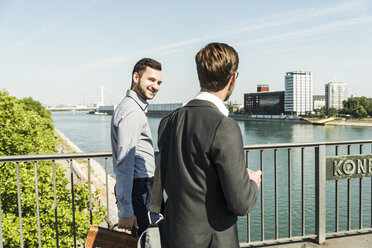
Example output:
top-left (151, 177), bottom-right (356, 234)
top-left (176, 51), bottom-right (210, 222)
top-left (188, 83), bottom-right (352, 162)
top-left (157, 115), bottom-right (171, 189)
top-left (211, 117), bottom-right (258, 216)
top-left (150, 116), bottom-right (171, 214)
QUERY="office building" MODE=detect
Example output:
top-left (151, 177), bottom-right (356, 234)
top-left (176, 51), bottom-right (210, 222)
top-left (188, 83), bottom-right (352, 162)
top-left (313, 95), bottom-right (325, 110)
top-left (325, 82), bottom-right (348, 110)
top-left (284, 71), bottom-right (313, 115)
top-left (244, 85), bottom-right (284, 115)
top-left (148, 103), bottom-right (184, 112)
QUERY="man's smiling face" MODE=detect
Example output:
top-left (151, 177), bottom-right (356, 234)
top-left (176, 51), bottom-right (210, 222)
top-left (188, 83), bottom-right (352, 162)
top-left (132, 66), bottom-right (162, 100)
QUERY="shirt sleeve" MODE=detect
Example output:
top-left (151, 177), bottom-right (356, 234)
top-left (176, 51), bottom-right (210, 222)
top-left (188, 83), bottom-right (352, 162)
top-left (113, 110), bottom-right (143, 218)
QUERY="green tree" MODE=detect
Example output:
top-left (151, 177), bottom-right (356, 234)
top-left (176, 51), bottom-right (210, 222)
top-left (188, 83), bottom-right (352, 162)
top-left (354, 105), bottom-right (368, 118)
top-left (0, 90), bottom-right (106, 247)
top-left (19, 97), bottom-right (51, 119)
top-left (225, 101), bottom-right (234, 113)
top-left (342, 97), bottom-right (371, 118)
top-left (0, 92), bottom-right (55, 155)
top-left (326, 107), bottom-right (337, 117)
top-left (362, 97), bottom-right (372, 116)
top-left (313, 106), bottom-right (326, 118)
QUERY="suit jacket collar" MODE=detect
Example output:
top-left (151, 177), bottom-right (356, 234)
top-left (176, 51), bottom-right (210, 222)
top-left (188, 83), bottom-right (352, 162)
top-left (194, 91), bottom-right (229, 117)
top-left (185, 99), bottom-right (226, 115)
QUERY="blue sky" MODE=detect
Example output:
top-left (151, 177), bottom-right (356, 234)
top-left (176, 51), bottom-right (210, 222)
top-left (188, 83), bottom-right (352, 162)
top-left (1, 0), bottom-right (372, 106)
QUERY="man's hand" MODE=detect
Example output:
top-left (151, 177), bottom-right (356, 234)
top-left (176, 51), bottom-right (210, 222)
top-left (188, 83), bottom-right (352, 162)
top-left (118, 215), bottom-right (138, 231)
top-left (247, 169), bottom-right (262, 188)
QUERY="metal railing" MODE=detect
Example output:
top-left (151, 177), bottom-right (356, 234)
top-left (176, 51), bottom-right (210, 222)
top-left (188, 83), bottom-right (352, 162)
top-left (0, 152), bottom-right (112, 248)
top-left (240, 139), bottom-right (372, 247)
top-left (1, 140), bottom-right (372, 247)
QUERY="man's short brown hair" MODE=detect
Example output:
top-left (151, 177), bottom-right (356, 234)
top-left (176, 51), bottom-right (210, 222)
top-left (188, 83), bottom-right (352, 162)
top-left (195, 42), bottom-right (239, 92)
top-left (132, 58), bottom-right (162, 82)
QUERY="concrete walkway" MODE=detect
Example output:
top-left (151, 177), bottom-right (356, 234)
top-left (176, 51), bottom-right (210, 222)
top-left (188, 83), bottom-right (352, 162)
top-left (247, 232), bottom-right (372, 248)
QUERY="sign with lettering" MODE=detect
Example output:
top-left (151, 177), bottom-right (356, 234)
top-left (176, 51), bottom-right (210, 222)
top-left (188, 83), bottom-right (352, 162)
top-left (326, 154), bottom-right (372, 180)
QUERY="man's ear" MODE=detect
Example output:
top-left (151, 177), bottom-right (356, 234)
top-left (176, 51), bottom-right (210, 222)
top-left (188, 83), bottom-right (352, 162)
top-left (231, 73), bottom-right (237, 87)
top-left (227, 74), bottom-right (236, 90)
top-left (131, 72), bottom-right (139, 90)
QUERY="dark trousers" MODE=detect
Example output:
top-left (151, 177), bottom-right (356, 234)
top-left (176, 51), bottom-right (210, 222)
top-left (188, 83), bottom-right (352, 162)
top-left (132, 181), bottom-right (153, 235)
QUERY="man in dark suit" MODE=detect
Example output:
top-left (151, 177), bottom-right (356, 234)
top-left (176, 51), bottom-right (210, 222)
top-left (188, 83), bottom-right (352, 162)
top-left (157, 42), bottom-right (262, 248)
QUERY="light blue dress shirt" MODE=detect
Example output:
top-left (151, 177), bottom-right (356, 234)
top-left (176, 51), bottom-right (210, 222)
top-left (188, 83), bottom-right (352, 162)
top-left (111, 90), bottom-right (156, 218)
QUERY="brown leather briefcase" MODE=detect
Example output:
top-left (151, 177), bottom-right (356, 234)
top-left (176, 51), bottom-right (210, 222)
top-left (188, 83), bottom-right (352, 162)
top-left (85, 225), bottom-right (138, 248)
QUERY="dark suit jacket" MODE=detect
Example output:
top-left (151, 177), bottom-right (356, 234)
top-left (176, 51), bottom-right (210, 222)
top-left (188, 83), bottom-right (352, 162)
top-left (157, 99), bottom-right (258, 248)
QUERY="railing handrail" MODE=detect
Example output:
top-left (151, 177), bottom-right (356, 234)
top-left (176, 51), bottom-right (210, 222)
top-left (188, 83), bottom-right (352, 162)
top-left (2, 139), bottom-right (372, 162)
top-left (243, 139), bottom-right (372, 150)
top-left (0, 152), bottom-right (112, 162)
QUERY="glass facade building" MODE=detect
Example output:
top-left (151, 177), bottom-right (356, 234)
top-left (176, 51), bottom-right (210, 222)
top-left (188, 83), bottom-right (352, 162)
top-left (284, 71), bottom-right (313, 115)
top-left (244, 91), bottom-right (284, 115)
top-left (325, 82), bottom-right (348, 110)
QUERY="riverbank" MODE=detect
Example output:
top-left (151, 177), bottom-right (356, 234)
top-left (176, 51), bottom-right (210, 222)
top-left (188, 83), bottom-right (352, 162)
top-left (326, 119), bottom-right (372, 127)
top-left (229, 113), bottom-right (311, 123)
top-left (55, 129), bottom-right (118, 225)
top-left (297, 117), bottom-right (372, 127)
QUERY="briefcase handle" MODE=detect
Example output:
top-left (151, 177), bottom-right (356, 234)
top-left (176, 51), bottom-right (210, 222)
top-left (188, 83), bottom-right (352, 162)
top-left (147, 212), bottom-right (163, 225)
top-left (106, 217), bottom-right (138, 238)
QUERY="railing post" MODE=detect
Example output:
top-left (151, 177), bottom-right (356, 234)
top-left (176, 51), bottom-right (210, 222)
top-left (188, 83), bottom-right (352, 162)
top-left (288, 148), bottom-right (292, 238)
top-left (315, 145), bottom-right (326, 244)
top-left (52, 160), bottom-right (60, 248)
top-left (105, 158), bottom-right (110, 228)
top-left (88, 159), bottom-right (93, 225)
top-left (70, 159), bottom-right (77, 248)
top-left (260, 150), bottom-right (264, 241)
top-left (274, 149), bottom-right (278, 240)
top-left (16, 162), bottom-right (24, 248)
top-left (301, 147), bottom-right (305, 236)
top-left (33, 161), bottom-right (42, 248)
top-left (245, 151), bottom-right (251, 243)
top-left (0, 190), bottom-right (3, 248)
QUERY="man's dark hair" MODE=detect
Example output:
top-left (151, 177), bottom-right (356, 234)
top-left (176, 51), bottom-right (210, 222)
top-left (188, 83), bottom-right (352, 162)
top-left (132, 58), bottom-right (162, 82)
top-left (195, 42), bottom-right (239, 92)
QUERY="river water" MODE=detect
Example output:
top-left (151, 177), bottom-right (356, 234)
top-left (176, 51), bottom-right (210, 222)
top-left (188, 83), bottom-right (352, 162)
top-left (52, 112), bottom-right (372, 242)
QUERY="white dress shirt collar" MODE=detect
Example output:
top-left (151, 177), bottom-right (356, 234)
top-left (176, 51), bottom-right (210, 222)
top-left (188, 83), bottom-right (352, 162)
top-left (194, 91), bottom-right (229, 117)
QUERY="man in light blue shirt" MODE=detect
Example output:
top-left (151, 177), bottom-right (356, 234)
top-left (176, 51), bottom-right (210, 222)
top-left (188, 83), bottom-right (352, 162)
top-left (111, 58), bottom-right (162, 235)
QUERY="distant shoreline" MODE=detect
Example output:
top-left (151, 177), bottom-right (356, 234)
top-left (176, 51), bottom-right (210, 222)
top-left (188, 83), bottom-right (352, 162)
top-left (55, 129), bottom-right (118, 225)
top-left (326, 120), bottom-right (372, 127)
top-left (229, 113), bottom-right (311, 123)
top-left (52, 111), bottom-right (372, 127)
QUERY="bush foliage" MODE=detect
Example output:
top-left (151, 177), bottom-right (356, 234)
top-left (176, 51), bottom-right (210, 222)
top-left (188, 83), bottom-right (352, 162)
top-left (341, 97), bottom-right (372, 118)
top-left (0, 90), bottom-right (106, 247)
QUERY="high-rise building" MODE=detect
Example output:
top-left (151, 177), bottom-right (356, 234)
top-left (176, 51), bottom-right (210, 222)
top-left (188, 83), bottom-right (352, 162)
top-left (284, 71), bottom-right (313, 115)
top-left (325, 82), bottom-right (348, 110)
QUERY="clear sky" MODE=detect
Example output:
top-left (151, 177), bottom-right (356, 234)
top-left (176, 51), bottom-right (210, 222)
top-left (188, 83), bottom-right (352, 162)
top-left (1, 0), bottom-right (372, 106)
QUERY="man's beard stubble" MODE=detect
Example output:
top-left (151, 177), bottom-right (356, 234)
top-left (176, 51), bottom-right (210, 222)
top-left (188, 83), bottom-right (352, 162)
top-left (135, 79), bottom-right (148, 100)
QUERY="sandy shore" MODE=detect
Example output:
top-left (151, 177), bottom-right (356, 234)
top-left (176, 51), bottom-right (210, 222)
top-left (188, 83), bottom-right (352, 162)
top-left (55, 129), bottom-right (118, 225)
top-left (326, 120), bottom-right (372, 127)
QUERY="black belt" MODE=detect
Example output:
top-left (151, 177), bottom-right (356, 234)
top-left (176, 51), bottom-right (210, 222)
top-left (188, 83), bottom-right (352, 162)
top-left (134, 177), bottom-right (154, 183)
